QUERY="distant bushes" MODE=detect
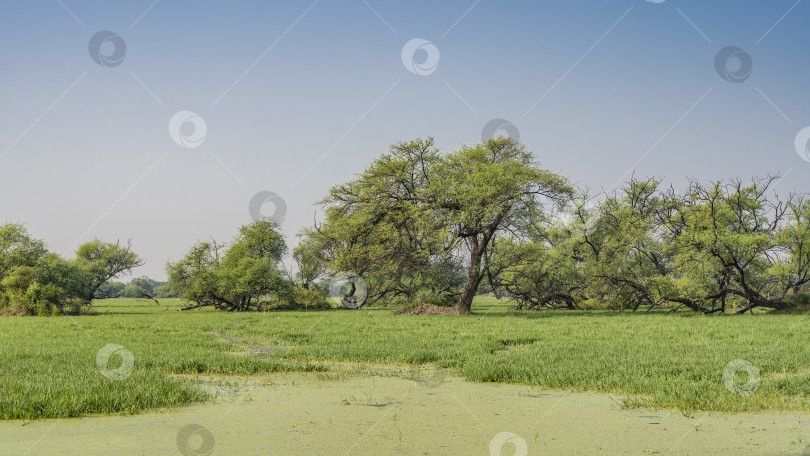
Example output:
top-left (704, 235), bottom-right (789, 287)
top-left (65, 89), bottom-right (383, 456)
top-left (286, 287), bottom-right (330, 309)
top-left (0, 224), bottom-right (142, 316)
top-left (102, 276), bottom-right (179, 299)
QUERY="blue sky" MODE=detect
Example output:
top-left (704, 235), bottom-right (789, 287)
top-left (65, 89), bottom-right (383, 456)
top-left (1, 0), bottom-right (808, 279)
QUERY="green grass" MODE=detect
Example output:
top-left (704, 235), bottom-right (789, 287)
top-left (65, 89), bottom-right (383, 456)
top-left (2, 297), bottom-right (810, 419)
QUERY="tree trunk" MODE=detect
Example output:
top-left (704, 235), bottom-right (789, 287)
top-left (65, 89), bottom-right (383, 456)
top-left (457, 235), bottom-right (486, 314)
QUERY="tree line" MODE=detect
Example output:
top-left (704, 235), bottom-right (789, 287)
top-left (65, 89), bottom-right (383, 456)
top-left (295, 138), bottom-right (810, 314)
top-left (3, 137), bottom-right (809, 316)
top-left (492, 175), bottom-right (810, 314)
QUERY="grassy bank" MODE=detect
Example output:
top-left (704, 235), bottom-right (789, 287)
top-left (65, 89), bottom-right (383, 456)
top-left (1, 297), bottom-right (809, 419)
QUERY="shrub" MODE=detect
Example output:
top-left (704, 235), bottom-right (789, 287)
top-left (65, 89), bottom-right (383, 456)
top-left (415, 289), bottom-right (455, 307)
top-left (787, 293), bottom-right (810, 306)
top-left (289, 287), bottom-right (330, 309)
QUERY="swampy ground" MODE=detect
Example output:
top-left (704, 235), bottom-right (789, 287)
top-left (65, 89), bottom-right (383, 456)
top-left (2, 298), bottom-right (810, 454)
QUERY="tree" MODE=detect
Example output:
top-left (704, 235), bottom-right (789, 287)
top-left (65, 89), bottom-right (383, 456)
top-left (428, 139), bottom-right (573, 312)
top-left (292, 234), bottom-right (328, 290)
top-left (0, 224), bottom-right (143, 315)
top-left (313, 138), bottom-right (453, 308)
top-left (166, 221), bottom-right (290, 311)
top-left (542, 176), bottom-right (810, 314)
top-left (121, 276), bottom-right (159, 298)
top-left (152, 282), bottom-right (178, 298)
top-left (659, 176), bottom-right (802, 313)
top-left (0, 223), bottom-right (48, 280)
top-left (98, 281), bottom-right (126, 298)
top-left (778, 196), bottom-right (810, 296)
top-left (72, 239), bottom-right (144, 303)
top-left (488, 225), bottom-right (584, 310)
top-left (487, 175), bottom-right (810, 315)
top-left (572, 178), bottom-right (671, 311)
top-left (313, 137), bottom-right (573, 313)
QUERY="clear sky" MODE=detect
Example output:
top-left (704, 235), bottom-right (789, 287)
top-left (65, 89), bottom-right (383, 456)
top-left (1, 0), bottom-right (808, 279)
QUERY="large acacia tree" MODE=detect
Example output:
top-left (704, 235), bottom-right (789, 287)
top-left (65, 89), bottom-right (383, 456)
top-left (428, 139), bottom-right (573, 312)
top-left (308, 138), bottom-right (449, 307)
top-left (312, 137), bottom-right (572, 313)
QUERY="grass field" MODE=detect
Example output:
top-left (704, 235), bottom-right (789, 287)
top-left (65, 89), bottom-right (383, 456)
top-left (1, 297), bottom-right (809, 420)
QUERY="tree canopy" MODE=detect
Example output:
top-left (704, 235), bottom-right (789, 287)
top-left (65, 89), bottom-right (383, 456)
top-left (6, 137), bottom-right (810, 317)
top-left (492, 175), bottom-right (810, 313)
top-left (166, 220), bottom-right (314, 311)
top-left (308, 137), bottom-right (573, 313)
top-left (0, 224), bottom-right (143, 315)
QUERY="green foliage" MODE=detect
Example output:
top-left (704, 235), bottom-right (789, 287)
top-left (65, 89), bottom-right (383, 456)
top-left (312, 138), bottom-right (445, 308)
top-left (494, 176), bottom-right (810, 313)
top-left (167, 221), bottom-right (291, 311)
top-left (0, 224), bottom-right (143, 316)
top-left (489, 228), bottom-right (582, 310)
top-left (0, 223), bottom-right (48, 279)
top-left (1, 267), bottom-right (63, 316)
top-left (98, 281), bottom-right (126, 298)
top-left (292, 234), bottom-right (328, 289)
top-left (73, 239), bottom-right (144, 302)
top-left (289, 287), bottom-right (330, 309)
top-left (5, 141), bottom-right (810, 319)
top-left (311, 137), bottom-right (572, 312)
top-left (415, 289), bottom-right (455, 307)
top-left (152, 282), bottom-right (178, 298)
top-left (121, 276), bottom-right (159, 298)
top-left (575, 178), bottom-right (667, 311)
top-left (119, 276), bottom-right (176, 298)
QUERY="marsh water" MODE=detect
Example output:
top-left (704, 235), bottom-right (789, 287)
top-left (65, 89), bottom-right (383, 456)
top-left (3, 371), bottom-right (808, 455)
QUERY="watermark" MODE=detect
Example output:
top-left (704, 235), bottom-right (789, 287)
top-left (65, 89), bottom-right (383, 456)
top-left (580, 209), bottom-right (600, 235)
top-left (176, 424), bottom-right (215, 456)
top-left (249, 191), bottom-right (287, 224)
top-left (489, 432), bottom-right (528, 456)
top-left (169, 111), bottom-right (207, 149)
top-left (645, 0), bottom-right (666, 3)
top-left (401, 38), bottom-right (440, 76)
top-left (794, 127), bottom-right (810, 163)
top-left (407, 363), bottom-right (445, 388)
top-left (329, 273), bottom-right (368, 309)
top-left (566, 197), bottom-right (600, 236)
top-left (88, 31), bottom-right (127, 68)
top-left (96, 344), bottom-right (134, 381)
top-left (714, 46), bottom-right (752, 83)
top-left (482, 119), bottom-right (520, 142)
top-left (722, 359), bottom-right (760, 396)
